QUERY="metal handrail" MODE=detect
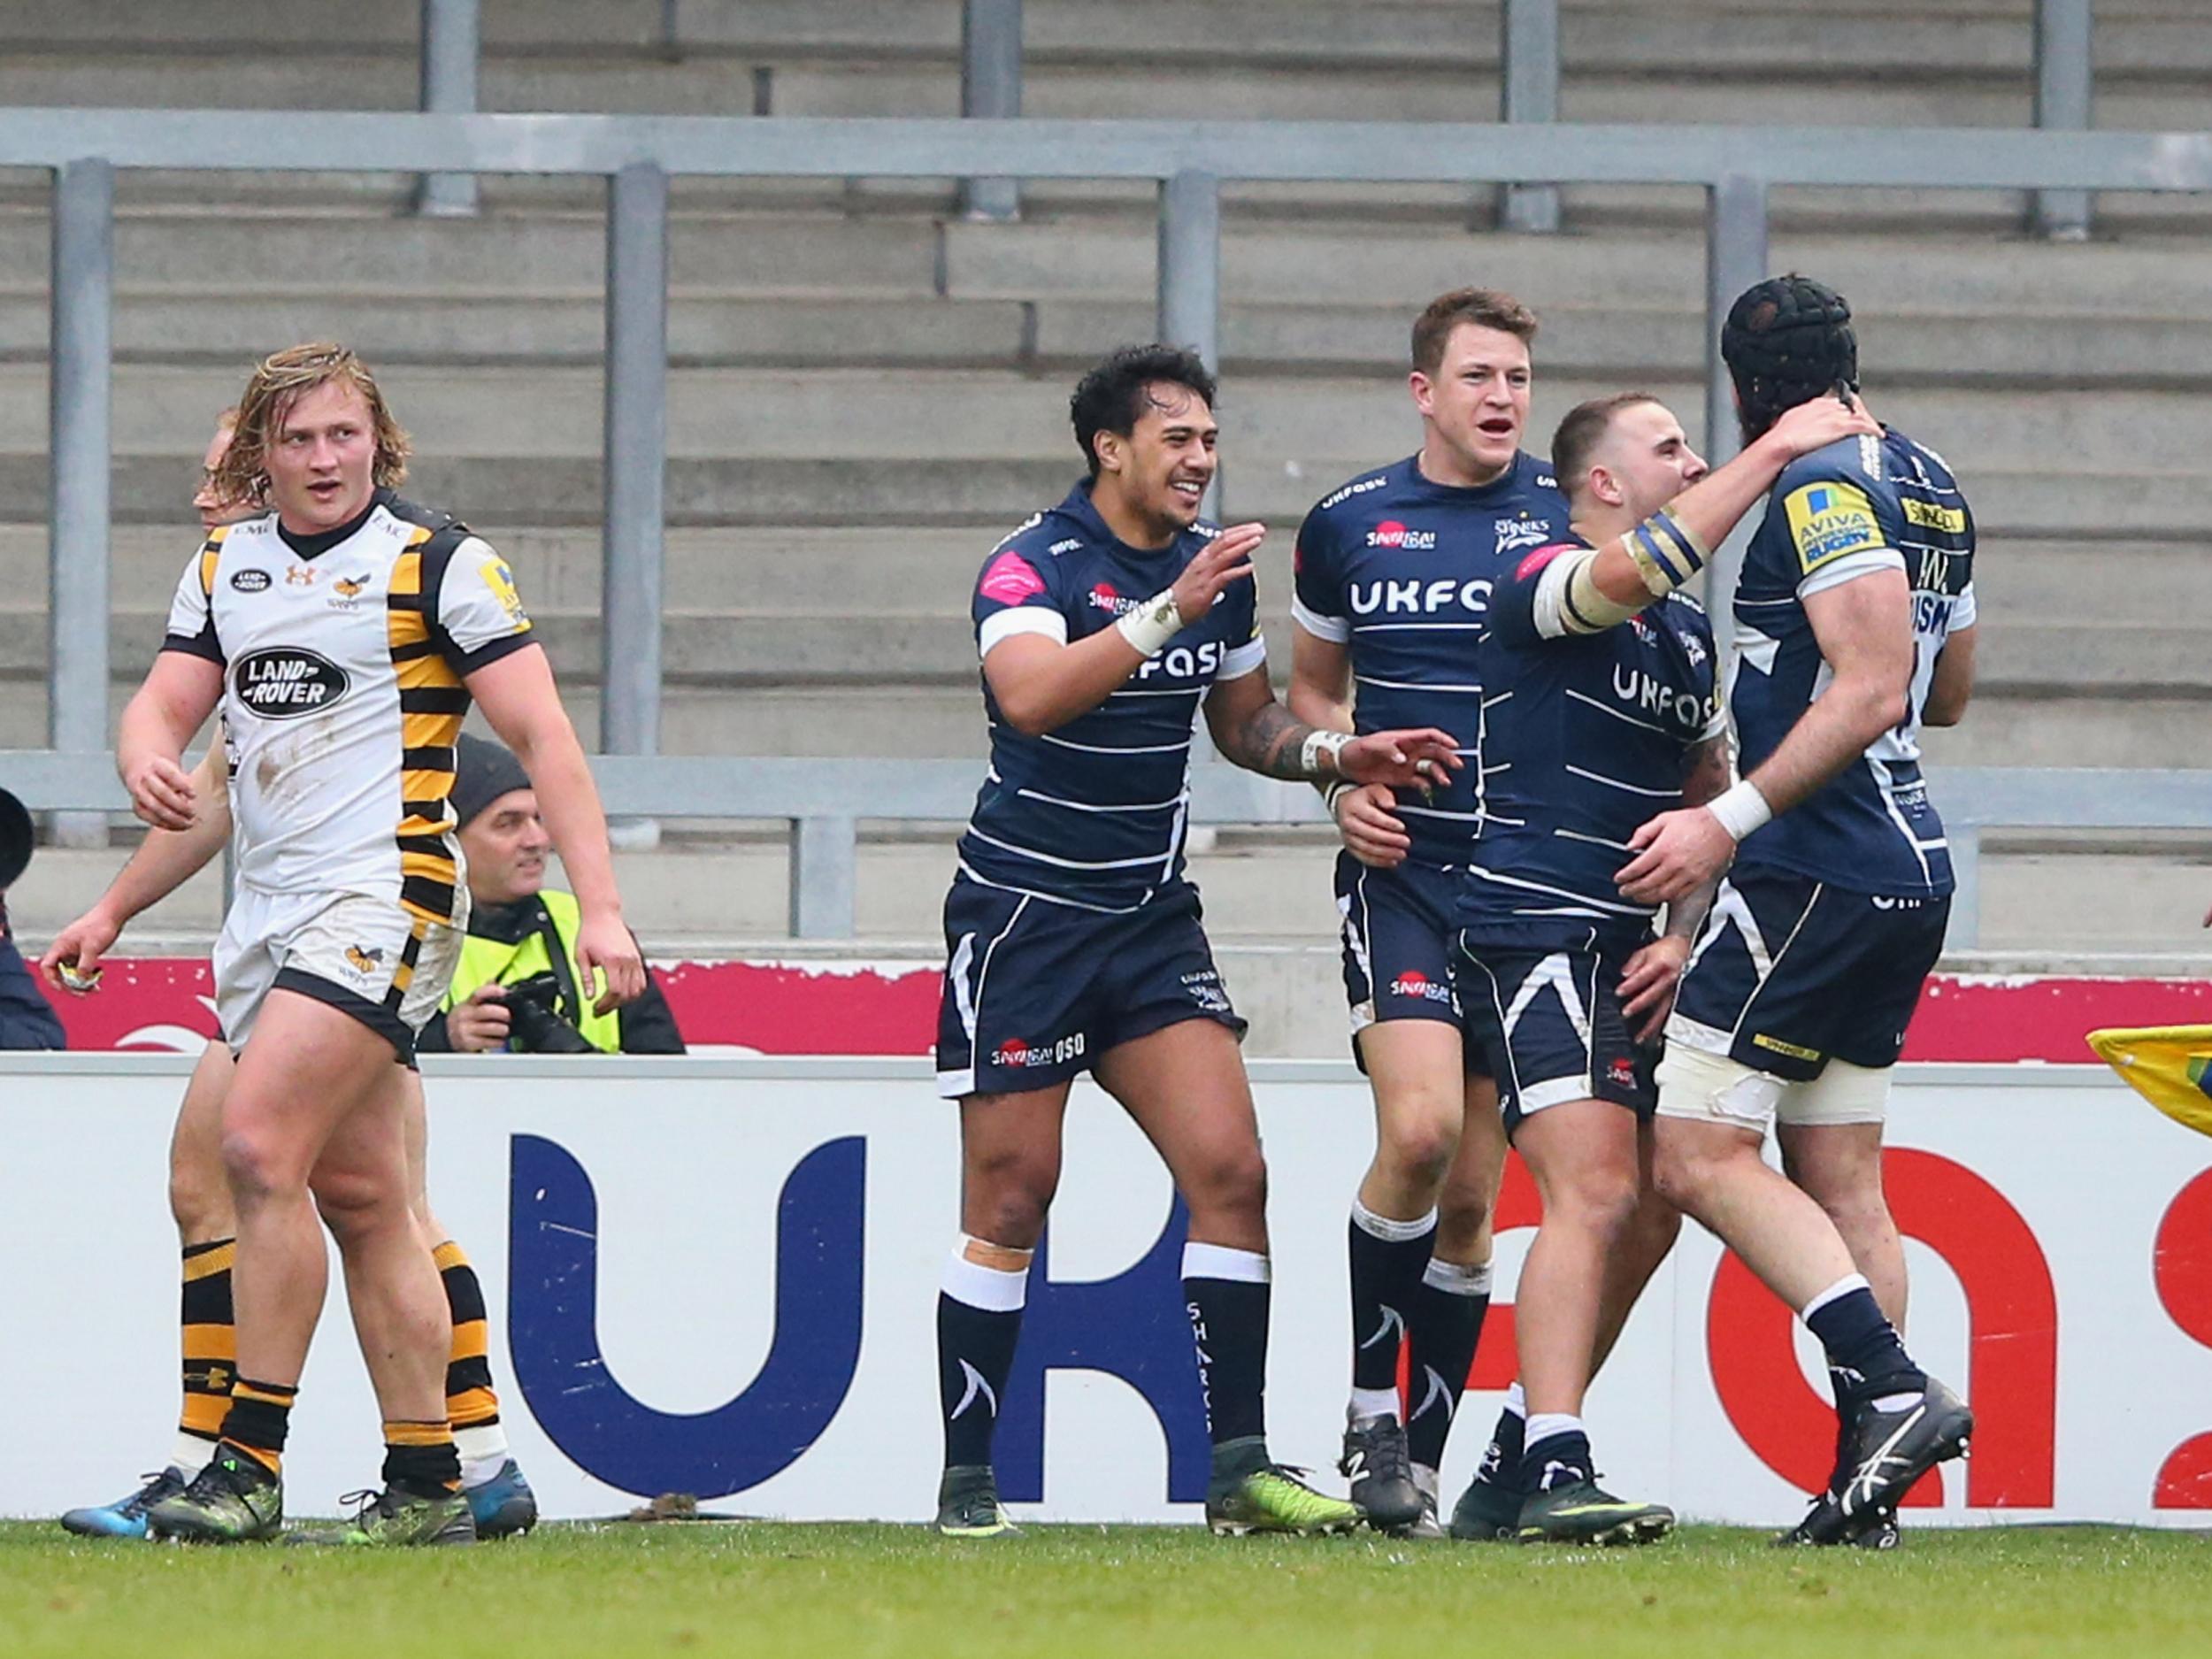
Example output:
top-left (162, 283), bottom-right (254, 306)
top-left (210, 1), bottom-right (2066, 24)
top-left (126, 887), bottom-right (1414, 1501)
top-left (6, 751), bottom-right (2205, 947)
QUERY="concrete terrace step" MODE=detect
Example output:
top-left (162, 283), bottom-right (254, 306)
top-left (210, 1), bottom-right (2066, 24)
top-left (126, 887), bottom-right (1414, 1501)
top-left (4, 525), bottom-right (2188, 625)
top-left (0, 455), bottom-right (2196, 544)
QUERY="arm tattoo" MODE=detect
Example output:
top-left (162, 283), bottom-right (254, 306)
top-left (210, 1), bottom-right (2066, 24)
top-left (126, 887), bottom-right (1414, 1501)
top-left (1222, 699), bottom-right (1319, 780)
top-left (1681, 736), bottom-right (1732, 810)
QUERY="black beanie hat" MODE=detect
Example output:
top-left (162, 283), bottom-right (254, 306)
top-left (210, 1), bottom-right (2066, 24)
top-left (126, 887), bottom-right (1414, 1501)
top-left (450, 733), bottom-right (533, 831)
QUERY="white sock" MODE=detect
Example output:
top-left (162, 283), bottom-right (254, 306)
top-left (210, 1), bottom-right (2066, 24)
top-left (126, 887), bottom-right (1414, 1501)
top-left (1423, 1256), bottom-right (1494, 1295)
top-left (1503, 1381), bottom-right (1526, 1420)
top-left (1348, 1386), bottom-right (1401, 1424)
top-left (1524, 1411), bottom-right (1584, 1448)
top-left (1800, 1272), bottom-right (1872, 1323)
top-left (455, 1420), bottom-right (511, 1480)
top-left (1350, 1199), bottom-right (1439, 1242)
top-left (172, 1433), bottom-right (214, 1479)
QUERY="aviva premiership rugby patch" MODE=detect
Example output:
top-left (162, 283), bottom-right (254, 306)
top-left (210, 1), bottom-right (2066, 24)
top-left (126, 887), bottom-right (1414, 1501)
top-left (1784, 480), bottom-right (1884, 572)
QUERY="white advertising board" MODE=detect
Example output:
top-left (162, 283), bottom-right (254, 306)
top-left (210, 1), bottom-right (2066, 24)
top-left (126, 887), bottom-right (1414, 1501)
top-left (5, 1055), bottom-right (2208, 1528)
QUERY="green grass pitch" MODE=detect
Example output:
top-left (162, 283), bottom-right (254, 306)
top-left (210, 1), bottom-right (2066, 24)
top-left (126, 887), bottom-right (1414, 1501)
top-left (4, 1521), bottom-right (2209, 1658)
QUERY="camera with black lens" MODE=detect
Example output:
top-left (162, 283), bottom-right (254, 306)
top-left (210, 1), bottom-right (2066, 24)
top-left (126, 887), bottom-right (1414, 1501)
top-left (500, 971), bottom-right (594, 1054)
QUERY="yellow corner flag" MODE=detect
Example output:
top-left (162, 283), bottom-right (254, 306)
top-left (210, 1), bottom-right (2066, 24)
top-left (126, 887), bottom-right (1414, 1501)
top-left (2087, 1025), bottom-right (2212, 1140)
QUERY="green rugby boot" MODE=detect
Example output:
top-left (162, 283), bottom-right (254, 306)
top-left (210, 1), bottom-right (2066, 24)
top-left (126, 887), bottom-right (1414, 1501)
top-left (1516, 1477), bottom-right (1673, 1547)
top-left (934, 1466), bottom-right (1017, 1538)
top-left (1206, 1465), bottom-right (1363, 1536)
top-left (286, 1485), bottom-right (475, 1548)
top-left (144, 1446), bottom-right (283, 1544)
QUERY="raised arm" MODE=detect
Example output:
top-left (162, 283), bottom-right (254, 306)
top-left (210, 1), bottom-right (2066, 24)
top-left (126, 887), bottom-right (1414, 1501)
top-left (1531, 396), bottom-right (1878, 639)
top-left (985, 524), bottom-right (1262, 734)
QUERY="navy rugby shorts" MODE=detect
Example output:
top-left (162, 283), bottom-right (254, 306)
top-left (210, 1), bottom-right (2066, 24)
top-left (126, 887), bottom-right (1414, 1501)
top-left (1333, 853), bottom-right (1493, 1076)
top-left (1667, 866), bottom-right (1948, 1081)
top-left (935, 876), bottom-right (1246, 1099)
top-left (1453, 934), bottom-right (1654, 1135)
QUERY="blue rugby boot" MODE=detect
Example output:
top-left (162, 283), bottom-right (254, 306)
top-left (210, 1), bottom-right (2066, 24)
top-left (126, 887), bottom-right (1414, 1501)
top-left (465, 1458), bottom-right (539, 1540)
top-left (60, 1467), bottom-right (190, 1540)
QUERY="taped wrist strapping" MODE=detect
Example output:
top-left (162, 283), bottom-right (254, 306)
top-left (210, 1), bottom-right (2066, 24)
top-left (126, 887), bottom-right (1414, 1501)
top-left (1301, 728), bottom-right (1352, 779)
top-left (1707, 779), bottom-right (1773, 842)
top-left (1115, 587), bottom-right (1184, 657)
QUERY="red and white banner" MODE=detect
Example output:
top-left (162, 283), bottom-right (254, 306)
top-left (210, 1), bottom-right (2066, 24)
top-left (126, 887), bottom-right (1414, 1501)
top-left (40, 957), bottom-right (2212, 1065)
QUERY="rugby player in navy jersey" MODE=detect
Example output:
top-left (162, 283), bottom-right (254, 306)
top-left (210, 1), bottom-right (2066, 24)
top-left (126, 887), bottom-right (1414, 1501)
top-left (1286, 288), bottom-right (1566, 1534)
top-left (931, 345), bottom-right (1462, 1538)
top-left (1611, 277), bottom-right (1978, 1546)
top-left (1444, 388), bottom-right (1880, 1546)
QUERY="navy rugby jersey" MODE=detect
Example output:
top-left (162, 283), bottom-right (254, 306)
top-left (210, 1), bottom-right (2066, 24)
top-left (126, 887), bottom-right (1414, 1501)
top-left (1459, 537), bottom-right (1723, 951)
top-left (1732, 429), bottom-right (1976, 897)
top-left (1293, 453), bottom-right (1569, 865)
top-left (956, 481), bottom-right (1268, 911)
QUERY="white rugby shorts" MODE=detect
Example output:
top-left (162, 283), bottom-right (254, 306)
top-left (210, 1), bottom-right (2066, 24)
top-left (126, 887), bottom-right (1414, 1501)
top-left (214, 887), bottom-right (465, 1060)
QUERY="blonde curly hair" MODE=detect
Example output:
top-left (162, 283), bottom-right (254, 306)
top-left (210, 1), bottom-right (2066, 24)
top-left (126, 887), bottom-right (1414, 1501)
top-left (211, 342), bottom-right (411, 507)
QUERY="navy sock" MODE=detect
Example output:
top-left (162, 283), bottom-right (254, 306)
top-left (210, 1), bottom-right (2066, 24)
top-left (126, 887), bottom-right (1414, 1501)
top-left (1476, 1399), bottom-right (1527, 1492)
top-left (1405, 1259), bottom-right (1489, 1471)
top-left (1185, 1245), bottom-right (1271, 1448)
top-left (936, 1240), bottom-right (1030, 1474)
top-left (1348, 1202), bottom-right (1437, 1400)
top-left (1520, 1429), bottom-right (1594, 1494)
top-left (1804, 1283), bottom-right (1923, 1408)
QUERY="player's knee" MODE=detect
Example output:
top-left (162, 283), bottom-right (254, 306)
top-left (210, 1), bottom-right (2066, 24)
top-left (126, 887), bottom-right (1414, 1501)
top-left (1550, 1164), bottom-right (1642, 1240)
top-left (1378, 1114), bottom-right (1459, 1194)
top-left (219, 1128), bottom-right (306, 1208)
top-left (309, 1164), bottom-right (407, 1242)
top-left (1184, 1142), bottom-right (1269, 1231)
top-left (1650, 1133), bottom-right (1726, 1215)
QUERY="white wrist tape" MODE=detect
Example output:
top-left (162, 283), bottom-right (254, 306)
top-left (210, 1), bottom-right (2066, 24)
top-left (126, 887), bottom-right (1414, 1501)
top-left (1115, 587), bottom-right (1184, 657)
top-left (1322, 779), bottom-right (1354, 812)
top-left (1301, 728), bottom-right (1353, 778)
top-left (1707, 779), bottom-right (1773, 842)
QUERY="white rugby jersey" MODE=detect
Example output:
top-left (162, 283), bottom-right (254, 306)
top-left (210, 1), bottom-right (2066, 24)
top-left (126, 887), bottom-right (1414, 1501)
top-left (162, 489), bottom-right (536, 920)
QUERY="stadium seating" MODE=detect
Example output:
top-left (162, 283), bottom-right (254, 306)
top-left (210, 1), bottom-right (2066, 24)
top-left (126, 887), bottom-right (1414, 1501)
top-left (4, 0), bottom-right (2210, 998)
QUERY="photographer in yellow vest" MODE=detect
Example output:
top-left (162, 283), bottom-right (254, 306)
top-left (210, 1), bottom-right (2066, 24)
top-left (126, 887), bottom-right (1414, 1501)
top-left (418, 736), bottom-right (684, 1056)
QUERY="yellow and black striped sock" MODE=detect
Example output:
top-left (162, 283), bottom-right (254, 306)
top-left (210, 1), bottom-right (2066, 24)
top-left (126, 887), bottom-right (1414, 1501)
top-left (382, 1419), bottom-right (461, 1498)
top-left (435, 1240), bottom-right (509, 1475)
top-left (177, 1239), bottom-right (236, 1476)
top-left (219, 1377), bottom-right (296, 1479)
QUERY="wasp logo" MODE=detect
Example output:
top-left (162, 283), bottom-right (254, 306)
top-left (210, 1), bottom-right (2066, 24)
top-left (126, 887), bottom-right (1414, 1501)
top-left (333, 572), bottom-right (370, 597)
top-left (343, 944), bottom-right (386, 975)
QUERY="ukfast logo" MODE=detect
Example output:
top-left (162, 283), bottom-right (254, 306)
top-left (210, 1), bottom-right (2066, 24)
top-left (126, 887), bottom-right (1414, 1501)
top-left (1366, 519), bottom-right (1439, 551)
top-left (1610, 662), bottom-right (1710, 732)
top-left (1347, 577), bottom-right (1493, 618)
top-left (1317, 473), bottom-right (1389, 511)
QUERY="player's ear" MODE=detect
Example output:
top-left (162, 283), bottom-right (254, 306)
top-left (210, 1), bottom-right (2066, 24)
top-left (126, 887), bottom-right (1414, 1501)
top-left (1589, 465), bottom-right (1624, 510)
top-left (1408, 370), bottom-right (1434, 417)
top-left (1093, 429), bottom-right (1125, 478)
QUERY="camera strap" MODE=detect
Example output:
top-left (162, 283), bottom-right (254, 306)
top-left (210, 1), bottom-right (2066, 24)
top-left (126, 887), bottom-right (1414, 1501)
top-left (524, 899), bottom-right (585, 1025)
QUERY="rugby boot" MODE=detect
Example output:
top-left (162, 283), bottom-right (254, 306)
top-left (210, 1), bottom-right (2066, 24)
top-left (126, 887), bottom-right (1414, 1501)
top-left (1401, 1467), bottom-right (1446, 1540)
top-left (1787, 1377), bottom-right (1971, 1547)
top-left (145, 1446), bottom-right (283, 1543)
top-left (286, 1485), bottom-right (475, 1547)
top-left (934, 1465), bottom-right (1017, 1537)
top-left (1448, 1414), bottom-right (1526, 1540)
top-left (1206, 1465), bottom-right (1363, 1536)
top-left (1448, 1469), bottom-right (1523, 1541)
top-left (1340, 1413), bottom-right (1425, 1534)
top-left (465, 1458), bottom-right (539, 1540)
top-left (60, 1466), bottom-right (189, 1540)
top-left (1516, 1450), bottom-right (1673, 1548)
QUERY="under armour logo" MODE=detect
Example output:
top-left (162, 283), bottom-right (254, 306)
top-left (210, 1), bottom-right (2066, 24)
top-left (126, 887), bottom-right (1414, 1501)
top-left (949, 1359), bottom-right (999, 1422)
top-left (1358, 1304), bottom-right (1407, 1351)
top-left (1409, 1364), bottom-right (1454, 1423)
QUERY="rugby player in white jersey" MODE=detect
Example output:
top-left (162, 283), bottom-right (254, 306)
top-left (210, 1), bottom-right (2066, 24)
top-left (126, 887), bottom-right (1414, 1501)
top-left (45, 409), bottom-right (539, 1542)
top-left (113, 345), bottom-right (641, 1545)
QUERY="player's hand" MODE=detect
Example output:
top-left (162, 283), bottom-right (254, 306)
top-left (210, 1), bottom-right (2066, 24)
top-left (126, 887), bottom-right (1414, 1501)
top-left (122, 753), bottom-right (197, 832)
top-left (445, 982), bottom-right (512, 1053)
top-left (1618, 934), bottom-right (1692, 1044)
top-left (1336, 728), bottom-right (1463, 792)
top-left (1763, 389), bottom-right (1880, 460)
top-left (1168, 522), bottom-right (1263, 622)
top-left (1617, 807), bottom-right (1737, 905)
top-left (1333, 782), bottom-right (1409, 868)
top-left (574, 910), bottom-right (646, 1014)
top-left (37, 905), bottom-right (122, 993)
